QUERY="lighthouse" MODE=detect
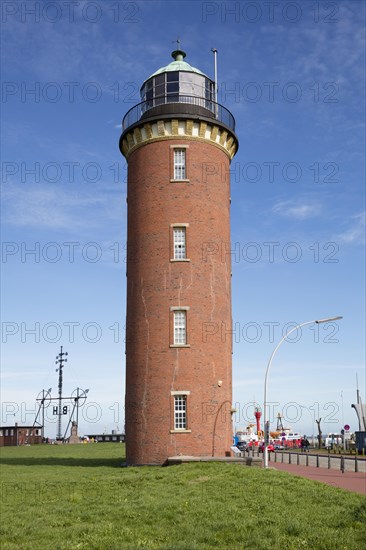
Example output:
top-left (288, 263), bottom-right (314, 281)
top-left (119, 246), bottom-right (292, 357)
top-left (119, 49), bottom-right (238, 465)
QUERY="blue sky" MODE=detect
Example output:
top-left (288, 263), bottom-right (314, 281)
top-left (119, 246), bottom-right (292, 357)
top-left (1, 0), bottom-right (365, 439)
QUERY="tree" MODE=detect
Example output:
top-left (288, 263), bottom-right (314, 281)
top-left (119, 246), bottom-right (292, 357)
top-left (315, 418), bottom-right (322, 449)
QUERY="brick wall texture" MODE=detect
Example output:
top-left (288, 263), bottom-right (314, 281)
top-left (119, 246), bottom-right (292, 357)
top-left (125, 137), bottom-right (234, 465)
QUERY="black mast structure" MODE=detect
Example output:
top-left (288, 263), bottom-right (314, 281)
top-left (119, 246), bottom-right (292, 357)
top-left (33, 388), bottom-right (52, 438)
top-left (33, 349), bottom-right (90, 442)
top-left (55, 346), bottom-right (68, 440)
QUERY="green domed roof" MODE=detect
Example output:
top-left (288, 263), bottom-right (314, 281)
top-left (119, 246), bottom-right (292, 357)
top-left (147, 50), bottom-right (208, 79)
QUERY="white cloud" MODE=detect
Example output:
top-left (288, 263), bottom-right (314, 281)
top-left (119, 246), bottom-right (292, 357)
top-left (272, 200), bottom-right (321, 220)
top-left (1, 184), bottom-right (124, 231)
top-left (336, 212), bottom-right (366, 245)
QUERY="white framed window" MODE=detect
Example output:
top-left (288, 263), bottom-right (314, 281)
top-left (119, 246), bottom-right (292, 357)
top-left (170, 223), bottom-right (189, 262)
top-left (174, 310), bottom-right (186, 345)
top-left (174, 395), bottom-right (187, 430)
top-left (174, 148), bottom-right (186, 180)
top-left (173, 227), bottom-right (186, 259)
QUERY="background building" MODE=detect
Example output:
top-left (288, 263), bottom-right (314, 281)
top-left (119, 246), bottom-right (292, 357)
top-left (0, 424), bottom-right (42, 447)
top-left (84, 431), bottom-right (125, 443)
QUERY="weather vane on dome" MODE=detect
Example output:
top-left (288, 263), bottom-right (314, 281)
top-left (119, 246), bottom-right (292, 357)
top-left (172, 37), bottom-right (182, 50)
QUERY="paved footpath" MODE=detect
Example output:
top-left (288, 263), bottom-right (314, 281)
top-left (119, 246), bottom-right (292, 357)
top-left (270, 462), bottom-right (366, 495)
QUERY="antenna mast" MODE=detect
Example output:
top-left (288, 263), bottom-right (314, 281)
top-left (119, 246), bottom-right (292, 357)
top-left (211, 48), bottom-right (218, 105)
top-left (55, 346), bottom-right (68, 440)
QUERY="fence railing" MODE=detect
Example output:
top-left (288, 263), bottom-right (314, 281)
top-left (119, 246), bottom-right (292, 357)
top-left (122, 95), bottom-right (235, 132)
top-left (268, 451), bottom-right (365, 473)
top-left (237, 448), bottom-right (365, 473)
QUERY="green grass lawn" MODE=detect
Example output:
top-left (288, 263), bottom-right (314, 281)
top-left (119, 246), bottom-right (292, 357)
top-left (1, 443), bottom-right (365, 549)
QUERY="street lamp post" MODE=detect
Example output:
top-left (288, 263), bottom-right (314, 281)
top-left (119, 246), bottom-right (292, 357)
top-left (263, 316), bottom-right (343, 469)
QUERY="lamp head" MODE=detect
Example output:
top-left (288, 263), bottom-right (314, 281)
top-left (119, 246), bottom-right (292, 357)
top-left (315, 316), bottom-right (343, 324)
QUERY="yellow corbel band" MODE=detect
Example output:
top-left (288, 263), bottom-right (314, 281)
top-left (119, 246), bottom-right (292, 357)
top-left (121, 118), bottom-right (238, 161)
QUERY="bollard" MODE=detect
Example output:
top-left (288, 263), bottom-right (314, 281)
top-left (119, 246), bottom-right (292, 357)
top-left (297, 453), bottom-right (300, 465)
top-left (355, 456), bottom-right (358, 473)
top-left (275, 451), bottom-right (277, 463)
top-left (289, 453), bottom-right (292, 465)
top-left (281, 452), bottom-right (284, 464)
top-left (340, 455), bottom-right (345, 474)
top-left (316, 454), bottom-right (319, 468)
top-left (306, 454), bottom-right (309, 467)
top-left (328, 455), bottom-right (331, 469)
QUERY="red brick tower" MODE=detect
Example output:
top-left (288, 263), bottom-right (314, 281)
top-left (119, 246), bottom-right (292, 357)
top-left (119, 50), bottom-right (238, 465)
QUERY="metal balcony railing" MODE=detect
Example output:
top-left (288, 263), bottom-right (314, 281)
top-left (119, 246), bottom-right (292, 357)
top-left (122, 95), bottom-right (235, 132)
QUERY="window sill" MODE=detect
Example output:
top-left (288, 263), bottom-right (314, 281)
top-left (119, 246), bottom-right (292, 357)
top-left (170, 429), bottom-right (191, 434)
top-left (170, 344), bottom-right (191, 348)
top-left (170, 259), bottom-right (191, 262)
top-left (170, 179), bottom-right (190, 183)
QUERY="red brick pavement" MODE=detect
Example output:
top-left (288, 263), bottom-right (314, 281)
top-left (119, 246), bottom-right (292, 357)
top-left (270, 462), bottom-right (366, 495)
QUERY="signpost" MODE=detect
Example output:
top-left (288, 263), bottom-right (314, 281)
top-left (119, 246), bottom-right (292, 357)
top-left (342, 425), bottom-right (350, 450)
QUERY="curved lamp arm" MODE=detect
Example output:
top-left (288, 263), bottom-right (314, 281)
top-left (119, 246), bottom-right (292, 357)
top-left (263, 316), bottom-right (342, 468)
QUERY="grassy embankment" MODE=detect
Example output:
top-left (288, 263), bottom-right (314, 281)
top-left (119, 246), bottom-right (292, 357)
top-left (1, 443), bottom-right (365, 549)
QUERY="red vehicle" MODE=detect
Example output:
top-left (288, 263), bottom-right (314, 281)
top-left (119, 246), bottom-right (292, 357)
top-left (258, 443), bottom-right (275, 453)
